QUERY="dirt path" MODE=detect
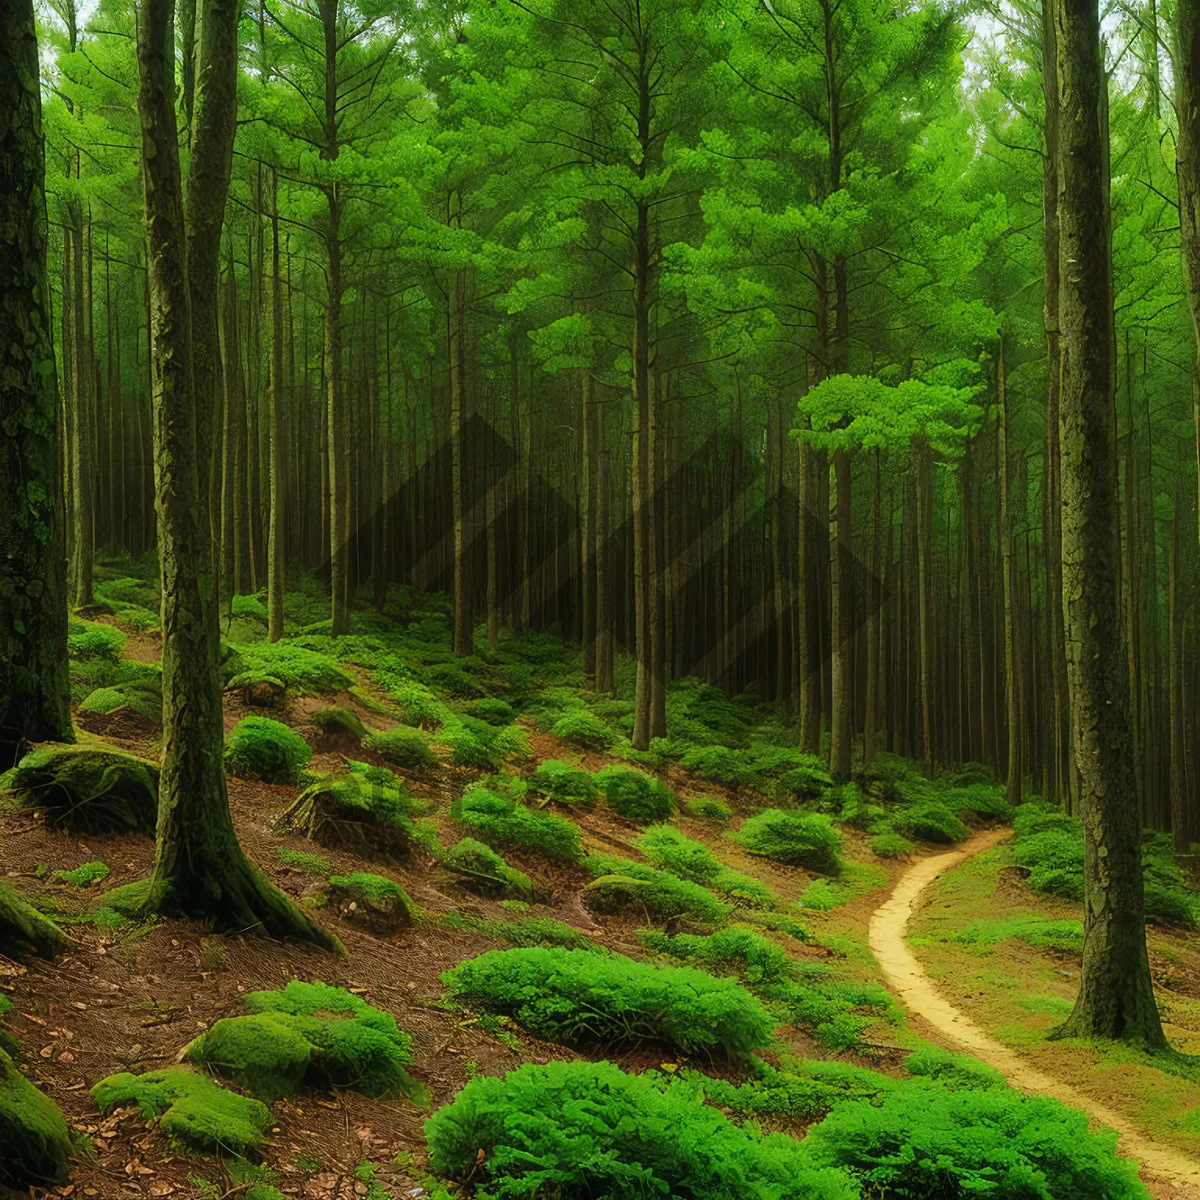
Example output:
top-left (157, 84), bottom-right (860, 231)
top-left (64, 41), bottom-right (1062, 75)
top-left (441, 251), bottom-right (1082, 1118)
top-left (868, 829), bottom-right (1200, 1196)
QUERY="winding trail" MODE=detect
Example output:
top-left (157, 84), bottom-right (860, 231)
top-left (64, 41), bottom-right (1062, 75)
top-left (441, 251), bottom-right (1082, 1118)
top-left (868, 828), bottom-right (1200, 1193)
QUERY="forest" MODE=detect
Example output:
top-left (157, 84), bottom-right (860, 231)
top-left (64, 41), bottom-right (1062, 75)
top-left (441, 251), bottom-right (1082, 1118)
top-left (2, 0), bottom-right (1200, 1194)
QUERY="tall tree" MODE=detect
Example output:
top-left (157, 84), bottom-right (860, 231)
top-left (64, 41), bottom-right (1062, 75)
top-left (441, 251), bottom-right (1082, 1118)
top-left (1051, 0), bottom-right (1165, 1046)
top-left (0, 0), bottom-right (73, 766)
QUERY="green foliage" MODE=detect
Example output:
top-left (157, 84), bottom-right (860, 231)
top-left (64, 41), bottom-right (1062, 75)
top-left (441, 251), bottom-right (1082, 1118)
top-left (442, 718), bottom-right (530, 770)
top-left (277, 774), bottom-right (413, 859)
top-left (68, 617), bottom-right (125, 660)
top-left (426, 660), bottom-right (490, 698)
top-left (946, 782), bottom-right (1014, 821)
top-left (231, 643), bottom-right (353, 693)
top-left (549, 708), bottom-right (615, 749)
top-left (946, 917), bottom-right (1084, 954)
top-left (426, 1060), bottom-right (857, 1200)
top-left (692, 1058), bottom-right (894, 1122)
top-left (0, 1048), bottom-right (74, 1188)
top-left (276, 846), bottom-right (332, 875)
top-left (0, 743), bottom-right (158, 835)
top-left (80, 686), bottom-right (125, 714)
top-left (468, 697), bottom-right (515, 726)
top-left (93, 575), bottom-right (160, 630)
top-left (453, 787), bottom-right (582, 862)
top-left (527, 758), bottom-right (599, 805)
top-left (736, 809), bottom-right (843, 872)
top-left (799, 1081), bottom-right (1149, 1199)
top-left (56, 860), bottom-right (110, 886)
top-left (637, 824), bottom-right (773, 904)
top-left (185, 980), bottom-right (422, 1103)
top-left (443, 947), bottom-right (774, 1057)
top-left (364, 726), bottom-right (437, 771)
top-left (584, 853), bottom-right (730, 923)
top-left (905, 1048), bottom-right (1006, 1090)
top-left (442, 838), bottom-right (533, 899)
top-left (224, 716), bottom-right (313, 784)
top-left (326, 874), bottom-right (416, 929)
top-left (443, 910), bottom-right (601, 951)
top-left (640, 925), bottom-right (793, 989)
top-left (684, 795), bottom-right (733, 821)
top-left (677, 744), bottom-right (760, 788)
top-left (871, 830), bottom-right (916, 858)
top-left (91, 1067), bottom-right (273, 1157)
top-left (596, 765), bottom-right (675, 823)
top-left (892, 799), bottom-right (969, 845)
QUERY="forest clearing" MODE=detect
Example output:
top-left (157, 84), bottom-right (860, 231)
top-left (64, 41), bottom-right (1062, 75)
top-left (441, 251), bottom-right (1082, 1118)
top-left (5, 0), bottom-right (1200, 1195)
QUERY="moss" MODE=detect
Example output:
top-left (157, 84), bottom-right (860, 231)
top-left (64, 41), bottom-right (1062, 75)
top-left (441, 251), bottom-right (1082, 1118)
top-left (583, 854), bottom-right (730, 923)
top-left (452, 787), bottom-right (582, 862)
top-left (224, 716), bottom-right (313, 784)
top-left (80, 686), bottom-right (125, 715)
top-left (57, 860), bottom-right (110, 887)
top-left (92, 1066), bottom-right (273, 1157)
top-left (326, 874), bottom-right (416, 931)
top-left (549, 708), bottom-right (615, 750)
top-left (224, 672), bottom-right (287, 709)
top-left (364, 727), bottom-right (437, 772)
top-left (311, 706), bottom-right (368, 743)
top-left (442, 719), bottom-right (530, 770)
top-left (0, 1047), bottom-right (74, 1188)
top-left (185, 980), bottom-right (425, 1104)
top-left (0, 743), bottom-right (158, 835)
top-left (230, 643), bottom-right (353, 694)
top-left (871, 830), bottom-right (916, 858)
top-left (736, 809), bottom-right (843, 873)
top-left (467, 697), bottom-right (515, 726)
top-left (441, 838), bottom-right (533, 900)
top-left (0, 883), bottom-right (68, 958)
top-left (685, 795), bottom-right (733, 822)
top-left (443, 910), bottom-right (601, 951)
top-left (527, 759), bottom-right (599, 806)
top-left (277, 774), bottom-right (413, 860)
top-left (595, 765), bottom-right (675, 823)
top-left (276, 846), bottom-right (332, 875)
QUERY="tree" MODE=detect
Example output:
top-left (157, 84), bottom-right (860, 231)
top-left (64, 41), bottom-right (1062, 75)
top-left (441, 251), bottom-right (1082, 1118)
top-left (0, 0), bottom-right (73, 766)
top-left (131, 0), bottom-right (338, 949)
top-left (1051, 0), bottom-right (1165, 1047)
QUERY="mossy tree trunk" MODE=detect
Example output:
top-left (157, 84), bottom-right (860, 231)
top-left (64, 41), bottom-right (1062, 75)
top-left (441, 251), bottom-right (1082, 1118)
top-left (0, 884), bottom-right (67, 959)
top-left (0, 0), bottom-right (73, 767)
top-left (135, 0), bottom-right (339, 951)
top-left (1051, 0), bottom-right (1165, 1047)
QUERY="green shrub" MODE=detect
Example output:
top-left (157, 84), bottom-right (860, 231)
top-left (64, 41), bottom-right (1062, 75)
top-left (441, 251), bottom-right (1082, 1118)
top-left (68, 618), bottom-right (125, 660)
top-left (276, 774), bottom-right (413, 860)
top-left (442, 838), bottom-right (533, 900)
top-left (468, 697), bottom-right (515, 726)
top-left (892, 799), bottom-right (968, 844)
top-left (678, 745), bottom-right (759, 789)
top-left (527, 759), bottom-right (599, 806)
top-left (583, 854), bottom-right (730, 923)
top-left (871, 830), bottom-right (916, 858)
top-left (364, 726), bottom-right (437, 772)
top-left (80, 687), bottom-right (125, 715)
top-left (444, 947), bottom-right (774, 1057)
top-left (231, 642), bottom-right (353, 693)
top-left (596, 765), bottom-right (675, 823)
top-left (185, 980), bottom-right (423, 1103)
top-left (224, 717), bottom-right (312, 784)
top-left (453, 787), bottom-right (581, 862)
top-left (549, 708), bottom-right (615, 750)
top-left (693, 1059), bottom-right (892, 1122)
top-left (640, 925), bottom-right (794, 989)
top-left (685, 795), bottom-right (733, 821)
top-left (0, 1048), bottom-right (74, 1187)
top-left (443, 718), bottom-right (529, 770)
top-left (311, 706), bottom-right (368, 742)
top-left (426, 660), bottom-right (488, 697)
top-left (426, 1060), bottom-right (856, 1200)
top-left (799, 1081), bottom-right (1148, 1199)
top-left (735, 908), bottom-right (809, 943)
top-left (443, 911), bottom-right (600, 951)
top-left (57, 861), bottom-right (110, 887)
top-left (91, 1067), bottom-right (272, 1157)
top-left (326, 874), bottom-right (415, 930)
top-left (946, 782), bottom-right (1014, 821)
top-left (0, 743), bottom-right (159, 835)
top-left (276, 846), bottom-right (331, 875)
top-left (948, 917), bottom-right (1084, 954)
top-left (637, 825), bottom-right (772, 905)
top-left (737, 809), bottom-right (843, 872)
top-left (905, 1048), bottom-right (1006, 1090)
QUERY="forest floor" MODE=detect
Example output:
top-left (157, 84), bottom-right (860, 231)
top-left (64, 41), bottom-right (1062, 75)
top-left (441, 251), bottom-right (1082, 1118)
top-left (8, 571), bottom-right (1200, 1198)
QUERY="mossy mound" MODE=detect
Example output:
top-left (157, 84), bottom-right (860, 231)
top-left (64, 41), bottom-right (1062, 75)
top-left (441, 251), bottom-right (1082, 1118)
top-left (441, 838), bottom-right (533, 900)
top-left (184, 980), bottom-right (424, 1104)
top-left (595, 765), bottom-right (675, 824)
top-left (0, 743), bottom-right (158, 835)
top-left (57, 861), bottom-right (110, 887)
top-left (311, 706), bottom-right (368, 748)
top-left (364, 727), bottom-right (437, 772)
top-left (224, 716), bottom-right (313, 784)
top-left (685, 795), bottom-right (733, 822)
top-left (0, 884), bottom-right (68, 958)
top-left (452, 787), bottom-right (581, 862)
top-left (79, 686), bottom-right (125, 715)
top-left (326, 873), bottom-right (416, 932)
top-left (0, 1047), bottom-right (74, 1188)
top-left (583, 854), bottom-right (730, 923)
top-left (225, 671), bottom-right (287, 709)
top-left (91, 1067), bottom-right (273, 1157)
top-left (277, 774), bottom-right (413, 861)
top-left (527, 759), bottom-right (599, 806)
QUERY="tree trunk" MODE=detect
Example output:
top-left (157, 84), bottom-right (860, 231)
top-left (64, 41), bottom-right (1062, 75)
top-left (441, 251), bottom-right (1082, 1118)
top-left (1052, 0), bottom-right (1164, 1047)
top-left (0, 0), bottom-right (73, 765)
top-left (267, 167), bottom-right (285, 643)
top-left (829, 448), bottom-right (853, 780)
top-left (998, 339), bottom-right (1022, 805)
top-left (134, 0), bottom-right (338, 950)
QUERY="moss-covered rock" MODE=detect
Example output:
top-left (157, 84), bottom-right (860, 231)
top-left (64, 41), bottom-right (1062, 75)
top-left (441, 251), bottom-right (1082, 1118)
top-left (225, 671), bottom-right (287, 709)
top-left (364, 726), bottom-right (437, 772)
top-left (326, 873), bottom-right (415, 932)
top-left (91, 1067), bottom-right (273, 1157)
top-left (0, 1047), bottom-right (74, 1188)
top-left (184, 980), bottom-right (425, 1103)
top-left (79, 687), bottom-right (125, 715)
top-left (441, 838), bottom-right (533, 900)
top-left (311, 706), bottom-right (368, 749)
top-left (0, 743), bottom-right (158, 835)
top-left (224, 716), bottom-right (312, 784)
top-left (276, 775), bottom-right (412, 860)
top-left (0, 884), bottom-right (67, 958)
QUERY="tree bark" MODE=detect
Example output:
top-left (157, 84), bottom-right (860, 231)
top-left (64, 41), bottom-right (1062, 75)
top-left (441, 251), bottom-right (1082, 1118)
top-left (135, 0), bottom-right (339, 949)
top-left (0, 0), bottom-right (73, 765)
top-left (267, 167), bottom-right (285, 643)
top-left (1052, 0), bottom-right (1164, 1046)
top-left (998, 339), bottom-right (1022, 805)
